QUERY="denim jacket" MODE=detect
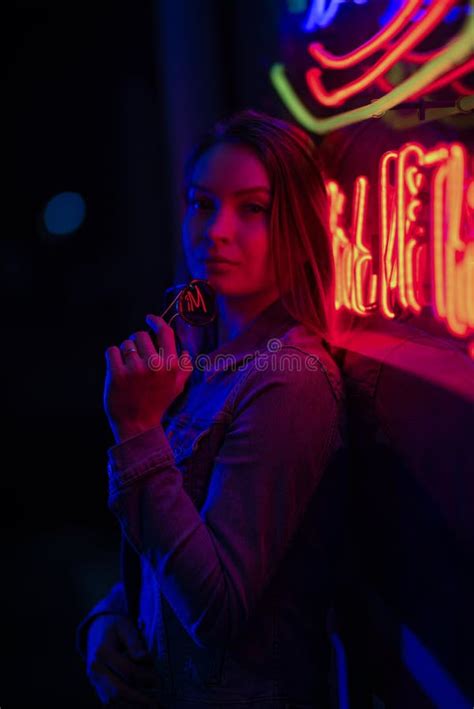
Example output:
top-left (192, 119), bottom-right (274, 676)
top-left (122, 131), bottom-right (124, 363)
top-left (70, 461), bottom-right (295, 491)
top-left (77, 298), bottom-right (348, 708)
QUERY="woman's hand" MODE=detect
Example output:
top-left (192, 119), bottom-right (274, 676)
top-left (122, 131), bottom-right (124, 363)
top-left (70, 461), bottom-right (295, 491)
top-left (104, 315), bottom-right (193, 444)
top-left (86, 614), bottom-right (159, 706)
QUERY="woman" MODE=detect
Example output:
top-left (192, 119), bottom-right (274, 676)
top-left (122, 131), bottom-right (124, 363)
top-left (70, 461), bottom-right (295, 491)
top-left (77, 110), bottom-right (347, 708)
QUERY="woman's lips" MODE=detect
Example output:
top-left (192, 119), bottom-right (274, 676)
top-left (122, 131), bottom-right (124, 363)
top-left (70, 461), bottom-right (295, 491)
top-left (204, 259), bottom-right (236, 267)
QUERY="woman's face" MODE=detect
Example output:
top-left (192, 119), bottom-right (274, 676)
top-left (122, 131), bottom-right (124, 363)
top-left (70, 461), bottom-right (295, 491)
top-left (182, 143), bottom-right (278, 299)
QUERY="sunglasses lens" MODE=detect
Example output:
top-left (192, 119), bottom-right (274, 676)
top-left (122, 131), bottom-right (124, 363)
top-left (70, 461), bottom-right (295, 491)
top-left (178, 279), bottom-right (216, 325)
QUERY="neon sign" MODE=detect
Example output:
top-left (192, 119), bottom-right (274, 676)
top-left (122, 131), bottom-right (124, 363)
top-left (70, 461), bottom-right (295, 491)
top-left (379, 0), bottom-right (466, 27)
top-left (327, 141), bottom-right (474, 350)
top-left (271, 0), bottom-right (474, 134)
top-left (306, 0), bottom-right (457, 106)
top-left (302, 0), bottom-right (368, 31)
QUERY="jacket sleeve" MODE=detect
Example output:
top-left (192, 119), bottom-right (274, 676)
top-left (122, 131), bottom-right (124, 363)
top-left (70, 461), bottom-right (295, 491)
top-left (107, 358), bottom-right (341, 649)
top-left (75, 581), bottom-right (128, 661)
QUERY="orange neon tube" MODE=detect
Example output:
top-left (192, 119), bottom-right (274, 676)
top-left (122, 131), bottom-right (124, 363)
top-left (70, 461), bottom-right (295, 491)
top-left (308, 0), bottom-right (423, 70)
top-left (379, 151), bottom-right (398, 319)
top-left (306, 0), bottom-right (456, 107)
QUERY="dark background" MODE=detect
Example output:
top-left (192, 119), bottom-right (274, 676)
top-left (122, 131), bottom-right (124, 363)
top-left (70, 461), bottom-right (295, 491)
top-left (6, 1), bottom-right (473, 706)
top-left (7, 1), bottom-right (282, 705)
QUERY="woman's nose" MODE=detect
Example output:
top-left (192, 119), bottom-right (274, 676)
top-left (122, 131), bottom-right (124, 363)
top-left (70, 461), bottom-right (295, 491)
top-left (204, 205), bottom-right (235, 242)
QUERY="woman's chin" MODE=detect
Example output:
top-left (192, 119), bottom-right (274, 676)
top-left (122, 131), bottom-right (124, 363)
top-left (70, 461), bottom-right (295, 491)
top-left (192, 268), bottom-right (226, 284)
top-left (190, 269), bottom-right (249, 297)
top-left (202, 272), bottom-right (234, 292)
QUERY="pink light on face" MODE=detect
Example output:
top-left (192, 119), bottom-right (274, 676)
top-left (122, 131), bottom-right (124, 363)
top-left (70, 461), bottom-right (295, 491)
top-left (182, 144), bottom-right (276, 301)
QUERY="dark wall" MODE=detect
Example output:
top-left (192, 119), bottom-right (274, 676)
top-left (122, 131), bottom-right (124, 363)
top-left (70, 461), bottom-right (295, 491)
top-left (8, 3), bottom-right (170, 706)
top-left (7, 2), bottom-right (283, 705)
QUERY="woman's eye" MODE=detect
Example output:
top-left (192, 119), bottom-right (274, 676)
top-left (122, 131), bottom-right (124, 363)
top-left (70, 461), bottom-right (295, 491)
top-left (242, 203), bottom-right (268, 214)
top-left (190, 198), bottom-right (213, 211)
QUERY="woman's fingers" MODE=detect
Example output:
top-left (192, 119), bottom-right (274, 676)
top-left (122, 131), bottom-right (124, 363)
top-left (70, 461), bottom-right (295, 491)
top-left (130, 331), bottom-right (157, 360)
top-left (111, 321), bottom-right (178, 371)
top-left (106, 346), bottom-right (125, 372)
top-left (117, 332), bottom-right (158, 369)
top-left (146, 315), bottom-right (178, 361)
top-left (120, 339), bottom-right (141, 367)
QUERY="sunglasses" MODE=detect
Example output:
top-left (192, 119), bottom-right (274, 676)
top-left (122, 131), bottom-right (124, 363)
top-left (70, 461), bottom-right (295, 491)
top-left (160, 278), bottom-right (217, 327)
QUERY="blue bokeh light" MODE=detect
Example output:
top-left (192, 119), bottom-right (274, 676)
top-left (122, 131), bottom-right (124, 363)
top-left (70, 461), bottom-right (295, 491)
top-left (43, 191), bottom-right (86, 236)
